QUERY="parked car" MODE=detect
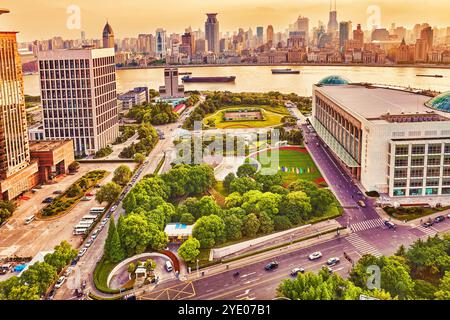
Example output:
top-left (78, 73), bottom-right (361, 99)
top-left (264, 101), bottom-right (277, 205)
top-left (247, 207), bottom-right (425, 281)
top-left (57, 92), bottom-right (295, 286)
top-left (423, 221), bottom-right (434, 228)
top-left (327, 257), bottom-right (340, 266)
top-left (78, 248), bottom-right (87, 258)
top-left (81, 196), bottom-right (93, 201)
top-left (308, 252), bottom-right (323, 260)
top-left (165, 261), bottom-right (173, 272)
top-left (53, 190), bottom-right (63, 195)
top-left (110, 205), bottom-right (118, 213)
top-left (291, 268), bottom-right (305, 277)
top-left (384, 220), bottom-right (396, 229)
top-left (324, 266), bottom-right (334, 274)
top-left (101, 218), bottom-right (109, 226)
top-left (42, 197), bottom-right (54, 204)
top-left (55, 276), bottom-right (66, 289)
top-left (94, 184), bottom-right (101, 189)
top-left (265, 261), bottom-right (279, 271)
top-left (47, 288), bottom-right (56, 300)
top-left (84, 239), bottom-right (93, 248)
top-left (85, 192), bottom-right (94, 197)
top-left (434, 216), bottom-right (445, 223)
top-left (64, 266), bottom-right (74, 277)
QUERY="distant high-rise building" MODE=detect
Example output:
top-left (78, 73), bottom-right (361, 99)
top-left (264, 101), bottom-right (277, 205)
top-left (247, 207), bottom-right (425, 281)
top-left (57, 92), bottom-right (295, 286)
top-left (138, 34), bottom-right (154, 54)
top-left (0, 9), bottom-right (40, 200)
top-left (339, 21), bottom-right (350, 52)
top-left (327, 0), bottom-right (338, 35)
top-left (420, 26), bottom-right (433, 49)
top-left (181, 32), bottom-right (196, 56)
top-left (195, 38), bottom-right (207, 54)
top-left (267, 25), bottom-right (274, 46)
top-left (156, 28), bottom-right (167, 58)
top-left (371, 28), bottom-right (390, 41)
top-left (205, 13), bottom-right (220, 53)
top-left (159, 68), bottom-right (184, 99)
top-left (38, 48), bottom-right (119, 156)
top-left (353, 24), bottom-right (364, 49)
top-left (102, 21), bottom-right (115, 49)
top-left (294, 16), bottom-right (310, 45)
top-left (256, 27), bottom-right (264, 45)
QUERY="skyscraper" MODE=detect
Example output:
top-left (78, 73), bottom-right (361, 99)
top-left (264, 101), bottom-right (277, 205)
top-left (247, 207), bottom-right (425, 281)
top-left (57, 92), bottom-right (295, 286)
top-left (420, 26), bottom-right (434, 49)
top-left (38, 48), bottom-right (119, 156)
top-left (156, 28), bottom-right (167, 58)
top-left (294, 16), bottom-right (310, 45)
top-left (102, 21), bottom-right (115, 49)
top-left (353, 23), bottom-right (364, 49)
top-left (158, 68), bottom-right (184, 99)
top-left (205, 13), bottom-right (220, 54)
top-left (0, 9), bottom-right (39, 200)
top-left (267, 25), bottom-right (274, 46)
top-left (256, 27), bottom-right (264, 45)
top-left (327, 0), bottom-right (338, 36)
top-left (339, 21), bottom-right (350, 52)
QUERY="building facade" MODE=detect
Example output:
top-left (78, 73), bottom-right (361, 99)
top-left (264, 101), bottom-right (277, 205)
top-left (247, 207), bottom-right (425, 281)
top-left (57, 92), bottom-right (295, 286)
top-left (102, 22), bottom-right (115, 49)
top-left (312, 76), bottom-right (450, 199)
top-left (38, 48), bottom-right (119, 156)
top-left (205, 14), bottom-right (220, 54)
top-left (159, 68), bottom-right (184, 99)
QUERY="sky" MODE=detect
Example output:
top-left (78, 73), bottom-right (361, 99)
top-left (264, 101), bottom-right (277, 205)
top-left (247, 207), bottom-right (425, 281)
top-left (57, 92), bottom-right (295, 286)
top-left (0, 0), bottom-right (449, 42)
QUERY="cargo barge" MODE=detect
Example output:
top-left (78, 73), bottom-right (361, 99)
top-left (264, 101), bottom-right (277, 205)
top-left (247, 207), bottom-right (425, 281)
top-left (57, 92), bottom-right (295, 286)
top-left (181, 76), bottom-right (236, 83)
top-left (271, 68), bottom-right (300, 74)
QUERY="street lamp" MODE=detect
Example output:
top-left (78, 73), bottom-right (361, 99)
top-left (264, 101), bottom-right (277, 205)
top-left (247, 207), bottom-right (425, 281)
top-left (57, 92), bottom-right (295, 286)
top-left (196, 259), bottom-right (200, 278)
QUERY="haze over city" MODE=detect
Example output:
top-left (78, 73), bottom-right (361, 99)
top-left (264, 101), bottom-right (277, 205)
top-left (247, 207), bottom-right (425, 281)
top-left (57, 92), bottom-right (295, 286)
top-left (1, 0), bottom-right (450, 41)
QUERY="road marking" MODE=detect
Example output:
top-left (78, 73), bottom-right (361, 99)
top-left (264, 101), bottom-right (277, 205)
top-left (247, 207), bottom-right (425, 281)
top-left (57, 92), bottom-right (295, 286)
top-left (350, 219), bottom-right (385, 232)
top-left (345, 233), bottom-right (382, 257)
top-left (240, 272), bottom-right (256, 278)
top-left (415, 225), bottom-right (437, 240)
top-left (236, 289), bottom-right (252, 298)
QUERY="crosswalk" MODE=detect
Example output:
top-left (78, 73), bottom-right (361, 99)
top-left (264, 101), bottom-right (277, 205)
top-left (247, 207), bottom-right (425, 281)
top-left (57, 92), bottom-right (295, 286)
top-left (415, 226), bottom-right (437, 240)
top-left (345, 233), bottom-right (383, 257)
top-left (350, 218), bottom-right (385, 232)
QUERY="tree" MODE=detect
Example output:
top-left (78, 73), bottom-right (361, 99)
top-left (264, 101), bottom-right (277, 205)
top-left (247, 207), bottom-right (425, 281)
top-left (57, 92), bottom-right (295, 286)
top-left (96, 182), bottom-right (122, 204)
top-left (144, 259), bottom-right (157, 271)
top-left (44, 241), bottom-right (77, 272)
top-left (254, 173), bottom-right (283, 192)
top-left (223, 214), bottom-right (243, 241)
top-left (280, 191), bottom-right (312, 225)
top-left (435, 271), bottom-right (450, 300)
top-left (113, 165), bottom-right (132, 186)
top-left (237, 164), bottom-right (257, 178)
top-left (223, 173), bottom-right (236, 191)
top-left (128, 263), bottom-right (136, 274)
top-left (20, 262), bottom-right (58, 295)
top-left (148, 223), bottom-right (169, 251)
top-left (0, 208), bottom-right (12, 224)
top-left (134, 153), bottom-right (146, 164)
top-left (274, 215), bottom-right (292, 231)
top-left (192, 215), bottom-right (226, 248)
top-left (258, 212), bottom-right (274, 234)
top-left (67, 184), bottom-right (82, 198)
top-left (229, 177), bottom-right (262, 194)
top-left (178, 238), bottom-right (201, 263)
top-left (118, 214), bottom-right (153, 256)
top-left (242, 213), bottom-right (260, 237)
top-left (123, 192), bottom-right (137, 213)
top-left (180, 213), bottom-right (195, 225)
top-left (104, 219), bottom-right (125, 263)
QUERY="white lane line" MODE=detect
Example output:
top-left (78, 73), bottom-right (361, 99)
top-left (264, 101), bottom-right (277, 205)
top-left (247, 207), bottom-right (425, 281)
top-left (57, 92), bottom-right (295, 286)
top-left (240, 272), bottom-right (256, 278)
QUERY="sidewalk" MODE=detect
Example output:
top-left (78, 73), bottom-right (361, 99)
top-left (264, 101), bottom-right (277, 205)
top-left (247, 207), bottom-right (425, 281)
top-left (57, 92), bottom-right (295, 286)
top-left (377, 207), bottom-right (450, 227)
top-left (183, 227), bottom-right (349, 282)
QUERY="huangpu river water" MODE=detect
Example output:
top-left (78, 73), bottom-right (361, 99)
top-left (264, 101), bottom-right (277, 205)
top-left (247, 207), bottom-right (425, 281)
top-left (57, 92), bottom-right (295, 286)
top-left (23, 65), bottom-right (450, 97)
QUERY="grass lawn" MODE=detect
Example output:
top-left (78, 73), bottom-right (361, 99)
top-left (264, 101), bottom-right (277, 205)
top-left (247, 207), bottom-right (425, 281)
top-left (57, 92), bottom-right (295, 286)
top-left (252, 147), bottom-right (324, 185)
top-left (93, 258), bottom-right (120, 294)
top-left (203, 105), bottom-right (288, 129)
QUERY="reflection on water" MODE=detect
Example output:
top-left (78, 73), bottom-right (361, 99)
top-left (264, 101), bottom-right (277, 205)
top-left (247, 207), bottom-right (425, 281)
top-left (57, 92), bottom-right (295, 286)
top-left (23, 65), bottom-right (450, 97)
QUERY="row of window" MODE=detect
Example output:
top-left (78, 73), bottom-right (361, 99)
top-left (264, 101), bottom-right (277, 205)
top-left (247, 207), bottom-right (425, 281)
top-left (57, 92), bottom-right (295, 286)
top-left (40, 69), bottom-right (91, 81)
top-left (44, 118), bottom-right (93, 128)
top-left (393, 187), bottom-right (450, 197)
top-left (394, 167), bottom-right (450, 178)
top-left (42, 99), bottom-right (92, 109)
top-left (43, 109), bottom-right (93, 119)
top-left (394, 155), bottom-right (450, 167)
top-left (45, 128), bottom-right (94, 138)
top-left (395, 144), bottom-right (450, 156)
top-left (39, 59), bottom-right (90, 70)
top-left (42, 89), bottom-right (92, 100)
top-left (40, 79), bottom-right (92, 90)
top-left (394, 178), bottom-right (450, 188)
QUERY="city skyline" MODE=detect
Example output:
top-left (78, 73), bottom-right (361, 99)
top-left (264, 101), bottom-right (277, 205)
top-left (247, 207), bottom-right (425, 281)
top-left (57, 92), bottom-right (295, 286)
top-left (1, 0), bottom-right (450, 42)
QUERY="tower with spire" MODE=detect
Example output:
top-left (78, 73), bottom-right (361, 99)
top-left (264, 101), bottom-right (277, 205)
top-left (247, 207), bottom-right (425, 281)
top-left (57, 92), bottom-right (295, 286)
top-left (102, 21), bottom-right (115, 49)
top-left (327, 0), bottom-right (338, 36)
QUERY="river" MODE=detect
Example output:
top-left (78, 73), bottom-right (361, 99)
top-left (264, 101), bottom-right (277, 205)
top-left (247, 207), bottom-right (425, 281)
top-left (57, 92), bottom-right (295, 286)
top-left (23, 65), bottom-right (450, 97)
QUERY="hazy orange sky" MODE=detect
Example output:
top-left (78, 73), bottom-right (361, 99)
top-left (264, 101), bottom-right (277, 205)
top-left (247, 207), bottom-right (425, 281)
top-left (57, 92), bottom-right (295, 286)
top-left (0, 0), bottom-right (449, 42)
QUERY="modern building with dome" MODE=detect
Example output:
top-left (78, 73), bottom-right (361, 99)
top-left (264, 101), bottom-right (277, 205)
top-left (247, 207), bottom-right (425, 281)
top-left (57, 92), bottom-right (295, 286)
top-left (312, 78), bottom-right (450, 200)
top-left (102, 21), bottom-right (115, 49)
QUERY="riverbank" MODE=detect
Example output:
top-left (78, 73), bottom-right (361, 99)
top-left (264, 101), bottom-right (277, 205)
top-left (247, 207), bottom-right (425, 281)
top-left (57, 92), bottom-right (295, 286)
top-left (117, 62), bottom-right (450, 71)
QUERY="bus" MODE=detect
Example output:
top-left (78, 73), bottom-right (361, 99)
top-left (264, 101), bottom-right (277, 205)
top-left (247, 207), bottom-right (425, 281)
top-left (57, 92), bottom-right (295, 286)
top-left (90, 207), bottom-right (105, 215)
top-left (81, 215), bottom-right (98, 222)
top-left (24, 215), bottom-right (36, 225)
top-left (76, 221), bottom-right (93, 228)
top-left (73, 227), bottom-right (88, 235)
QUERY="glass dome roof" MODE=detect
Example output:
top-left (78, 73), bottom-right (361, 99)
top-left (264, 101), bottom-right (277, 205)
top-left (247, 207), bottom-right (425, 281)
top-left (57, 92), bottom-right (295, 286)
top-left (318, 75), bottom-right (351, 85)
top-left (425, 92), bottom-right (450, 113)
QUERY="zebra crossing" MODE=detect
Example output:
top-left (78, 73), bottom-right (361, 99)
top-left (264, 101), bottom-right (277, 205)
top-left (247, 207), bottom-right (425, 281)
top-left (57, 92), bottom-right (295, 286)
top-left (415, 225), bottom-right (437, 240)
top-left (345, 233), bottom-right (383, 257)
top-left (349, 218), bottom-right (385, 232)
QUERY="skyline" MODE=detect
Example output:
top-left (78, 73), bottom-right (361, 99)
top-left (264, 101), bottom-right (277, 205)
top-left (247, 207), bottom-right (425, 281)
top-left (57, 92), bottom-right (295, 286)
top-left (0, 0), bottom-right (449, 42)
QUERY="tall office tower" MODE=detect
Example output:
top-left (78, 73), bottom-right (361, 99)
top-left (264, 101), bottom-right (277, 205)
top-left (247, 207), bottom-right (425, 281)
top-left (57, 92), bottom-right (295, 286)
top-left (205, 13), bottom-right (220, 54)
top-left (155, 28), bottom-right (167, 58)
top-left (158, 68), bottom-right (184, 99)
top-left (38, 48), bottom-right (119, 156)
top-left (195, 38), bottom-right (207, 54)
top-left (266, 25), bottom-right (274, 46)
top-left (327, 0), bottom-right (338, 36)
top-left (294, 16), bottom-right (310, 45)
top-left (339, 21), bottom-right (350, 52)
top-left (420, 26), bottom-right (434, 49)
top-left (353, 23), bottom-right (364, 48)
top-left (102, 21), bottom-right (115, 49)
top-left (138, 34), bottom-right (153, 54)
top-left (181, 32), bottom-right (196, 56)
top-left (256, 27), bottom-right (264, 45)
top-left (0, 9), bottom-right (39, 200)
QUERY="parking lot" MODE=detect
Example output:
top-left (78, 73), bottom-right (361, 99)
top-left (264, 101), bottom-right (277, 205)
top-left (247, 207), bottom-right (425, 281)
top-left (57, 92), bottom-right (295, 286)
top-left (0, 162), bottom-right (137, 260)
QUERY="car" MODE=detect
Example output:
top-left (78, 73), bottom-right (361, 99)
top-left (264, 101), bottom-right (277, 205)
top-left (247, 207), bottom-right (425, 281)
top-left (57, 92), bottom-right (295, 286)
top-left (291, 268), bottom-right (305, 277)
top-left (165, 261), bottom-right (173, 272)
top-left (110, 205), bottom-right (118, 213)
top-left (308, 252), bottom-right (323, 260)
top-left (78, 248), bottom-right (87, 258)
top-left (327, 257), bottom-right (340, 266)
top-left (101, 218), bottom-right (109, 226)
top-left (54, 276), bottom-right (66, 289)
top-left (64, 266), bottom-right (74, 277)
top-left (42, 197), bottom-right (54, 204)
top-left (357, 200), bottom-right (366, 208)
top-left (324, 266), bottom-right (334, 274)
top-left (53, 190), bottom-right (63, 195)
top-left (423, 222), bottom-right (434, 228)
top-left (47, 288), bottom-right (56, 300)
top-left (84, 239), bottom-right (93, 248)
top-left (85, 192), bottom-right (94, 197)
top-left (81, 196), bottom-right (93, 201)
top-left (434, 216), bottom-right (445, 223)
top-left (264, 261), bottom-right (279, 271)
top-left (384, 220), bottom-right (396, 229)
top-left (94, 184), bottom-right (101, 188)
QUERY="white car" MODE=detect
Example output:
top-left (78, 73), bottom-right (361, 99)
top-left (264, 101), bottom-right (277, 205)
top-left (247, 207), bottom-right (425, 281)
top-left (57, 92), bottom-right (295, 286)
top-left (308, 252), bottom-right (323, 260)
top-left (78, 248), bottom-right (87, 258)
top-left (110, 205), bottom-right (118, 213)
top-left (55, 276), bottom-right (66, 289)
top-left (327, 257), bottom-right (341, 266)
top-left (84, 239), bottom-right (93, 248)
top-left (64, 267), bottom-right (74, 277)
top-left (101, 218), bottom-right (109, 226)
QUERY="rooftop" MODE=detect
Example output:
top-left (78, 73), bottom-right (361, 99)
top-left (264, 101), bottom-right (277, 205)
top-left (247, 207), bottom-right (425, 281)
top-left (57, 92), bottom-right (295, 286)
top-left (29, 140), bottom-right (72, 152)
top-left (315, 84), bottom-right (449, 122)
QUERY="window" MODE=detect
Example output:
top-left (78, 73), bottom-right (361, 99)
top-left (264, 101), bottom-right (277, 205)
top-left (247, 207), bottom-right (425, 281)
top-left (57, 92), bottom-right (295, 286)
top-left (411, 157), bottom-right (425, 166)
top-left (444, 167), bottom-right (450, 177)
top-left (395, 145), bottom-right (409, 156)
top-left (410, 180), bottom-right (423, 187)
top-left (394, 168), bottom-right (408, 178)
top-left (427, 167), bottom-right (440, 177)
top-left (444, 156), bottom-right (450, 165)
top-left (425, 188), bottom-right (438, 195)
top-left (393, 189), bottom-right (406, 197)
top-left (427, 155), bottom-right (441, 166)
top-left (410, 168), bottom-right (424, 178)
top-left (445, 144), bottom-right (450, 154)
top-left (442, 188), bottom-right (450, 195)
top-left (443, 178), bottom-right (450, 186)
top-left (411, 145), bottom-right (425, 155)
top-left (395, 158), bottom-right (408, 167)
top-left (426, 179), bottom-right (440, 187)
top-left (428, 144), bottom-right (442, 154)
top-left (394, 180), bottom-right (407, 188)
top-left (409, 189), bottom-right (422, 196)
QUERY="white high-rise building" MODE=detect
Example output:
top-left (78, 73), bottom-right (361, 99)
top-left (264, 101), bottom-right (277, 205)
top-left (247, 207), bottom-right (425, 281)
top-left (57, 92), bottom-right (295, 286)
top-left (156, 28), bottom-right (167, 58)
top-left (159, 68), bottom-right (184, 99)
top-left (38, 47), bottom-right (119, 156)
